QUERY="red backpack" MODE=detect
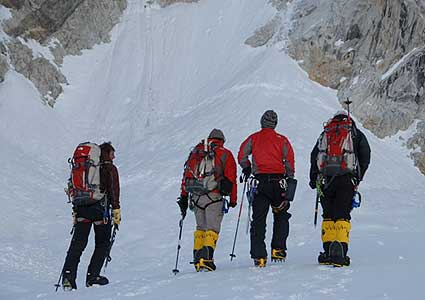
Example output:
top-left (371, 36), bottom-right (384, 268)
top-left (66, 142), bottom-right (104, 206)
top-left (183, 139), bottom-right (220, 195)
top-left (317, 117), bottom-right (357, 176)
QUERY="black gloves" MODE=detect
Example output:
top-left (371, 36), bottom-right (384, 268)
top-left (308, 180), bottom-right (316, 190)
top-left (241, 166), bottom-right (252, 183)
top-left (177, 195), bottom-right (188, 218)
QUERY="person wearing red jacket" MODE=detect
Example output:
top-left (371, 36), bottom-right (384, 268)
top-left (238, 110), bottom-right (295, 267)
top-left (178, 129), bottom-right (237, 271)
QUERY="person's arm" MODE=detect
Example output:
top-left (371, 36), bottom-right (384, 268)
top-left (224, 150), bottom-right (238, 205)
top-left (109, 165), bottom-right (120, 209)
top-left (357, 130), bottom-right (371, 180)
top-left (283, 137), bottom-right (295, 177)
top-left (237, 135), bottom-right (253, 169)
top-left (309, 140), bottom-right (320, 187)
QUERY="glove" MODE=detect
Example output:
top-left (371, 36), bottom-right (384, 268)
top-left (112, 209), bottom-right (121, 226)
top-left (177, 194), bottom-right (188, 218)
top-left (308, 180), bottom-right (316, 190)
top-left (229, 200), bottom-right (237, 208)
top-left (241, 166), bottom-right (252, 182)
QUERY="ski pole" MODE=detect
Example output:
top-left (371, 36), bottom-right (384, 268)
top-left (104, 224), bottom-right (119, 272)
top-left (54, 224), bottom-right (75, 292)
top-left (172, 216), bottom-right (184, 275)
top-left (229, 180), bottom-right (247, 261)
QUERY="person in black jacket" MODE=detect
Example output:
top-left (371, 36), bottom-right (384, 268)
top-left (62, 142), bottom-right (121, 290)
top-left (309, 111), bottom-right (370, 267)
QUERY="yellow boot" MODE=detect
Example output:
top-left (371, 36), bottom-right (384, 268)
top-left (318, 219), bottom-right (336, 264)
top-left (332, 219), bottom-right (351, 267)
top-left (335, 219), bottom-right (351, 245)
top-left (193, 230), bottom-right (205, 271)
top-left (199, 230), bottom-right (218, 271)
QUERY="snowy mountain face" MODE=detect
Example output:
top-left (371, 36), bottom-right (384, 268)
top-left (1, 1), bottom-right (425, 299)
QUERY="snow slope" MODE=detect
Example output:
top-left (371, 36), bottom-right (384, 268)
top-left (1, 0), bottom-right (424, 299)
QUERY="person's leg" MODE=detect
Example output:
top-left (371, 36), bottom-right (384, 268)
top-left (62, 222), bottom-right (91, 289)
top-left (200, 197), bottom-right (223, 271)
top-left (271, 209), bottom-right (291, 260)
top-left (86, 221), bottom-right (112, 285)
top-left (334, 175), bottom-right (354, 259)
top-left (250, 191), bottom-right (270, 260)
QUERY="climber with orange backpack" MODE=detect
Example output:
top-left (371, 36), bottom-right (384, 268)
top-left (309, 100), bottom-right (371, 267)
top-left (178, 129), bottom-right (237, 272)
top-left (60, 142), bottom-right (121, 290)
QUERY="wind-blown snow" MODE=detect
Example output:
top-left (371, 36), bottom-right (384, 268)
top-left (1, 0), bottom-right (424, 299)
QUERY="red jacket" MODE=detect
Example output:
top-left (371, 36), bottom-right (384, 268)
top-left (181, 139), bottom-right (237, 205)
top-left (238, 128), bottom-right (295, 176)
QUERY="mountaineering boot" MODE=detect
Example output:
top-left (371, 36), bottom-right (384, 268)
top-left (198, 256), bottom-right (216, 271)
top-left (62, 270), bottom-right (77, 291)
top-left (329, 241), bottom-right (346, 267)
top-left (318, 251), bottom-right (331, 265)
top-left (193, 230), bottom-right (205, 271)
top-left (254, 258), bottom-right (267, 267)
top-left (271, 248), bottom-right (286, 262)
top-left (333, 219), bottom-right (351, 267)
top-left (86, 274), bottom-right (109, 287)
top-left (197, 230), bottom-right (218, 272)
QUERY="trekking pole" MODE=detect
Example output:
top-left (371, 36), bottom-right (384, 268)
top-left (229, 180), bottom-right (247, 261)
top-left (104, 224), bottom-right (119, 272)
top-left (54, 224), bottom-right (75, 292)
top-left (172, 216), bottom-right (185, 275)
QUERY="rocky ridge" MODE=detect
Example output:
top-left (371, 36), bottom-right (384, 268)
top-left (246, 0), bottom-right (425, 174)
top-left (0, 0), bottom-right (126, 105)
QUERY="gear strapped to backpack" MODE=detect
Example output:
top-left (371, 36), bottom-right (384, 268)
top-left (317, 117), bottom-right (357, 176)
top-left (66, 142), bottom-right (104, 207)
top-left (183, 139), bottom-right (220, 195)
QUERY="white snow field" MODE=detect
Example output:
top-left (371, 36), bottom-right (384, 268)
top-left (1, 1), bottom-right (424, 299)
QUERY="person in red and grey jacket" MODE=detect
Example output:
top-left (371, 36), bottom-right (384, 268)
top-left (62, 142), bottom-right (120, 290)
top-left (178, 129), bottom-right (237, 271)
top-left (238, 110), bottom-right (295, 267)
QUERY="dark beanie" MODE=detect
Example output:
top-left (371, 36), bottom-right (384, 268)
top-left (260, 110), bottom-right (278, 129)
top-left (208, 128), bottom-right (226, 142)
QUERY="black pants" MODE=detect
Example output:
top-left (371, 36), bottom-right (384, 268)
top-left (62, 221), bottom-right (111, 281)
top-left (250, 175), bottom-right (291, 259)
top-left (321, 174), bottom-right (354, 221)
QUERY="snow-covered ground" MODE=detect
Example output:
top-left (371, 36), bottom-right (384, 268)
top-left (1, 0), bottom-right (424, 299)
